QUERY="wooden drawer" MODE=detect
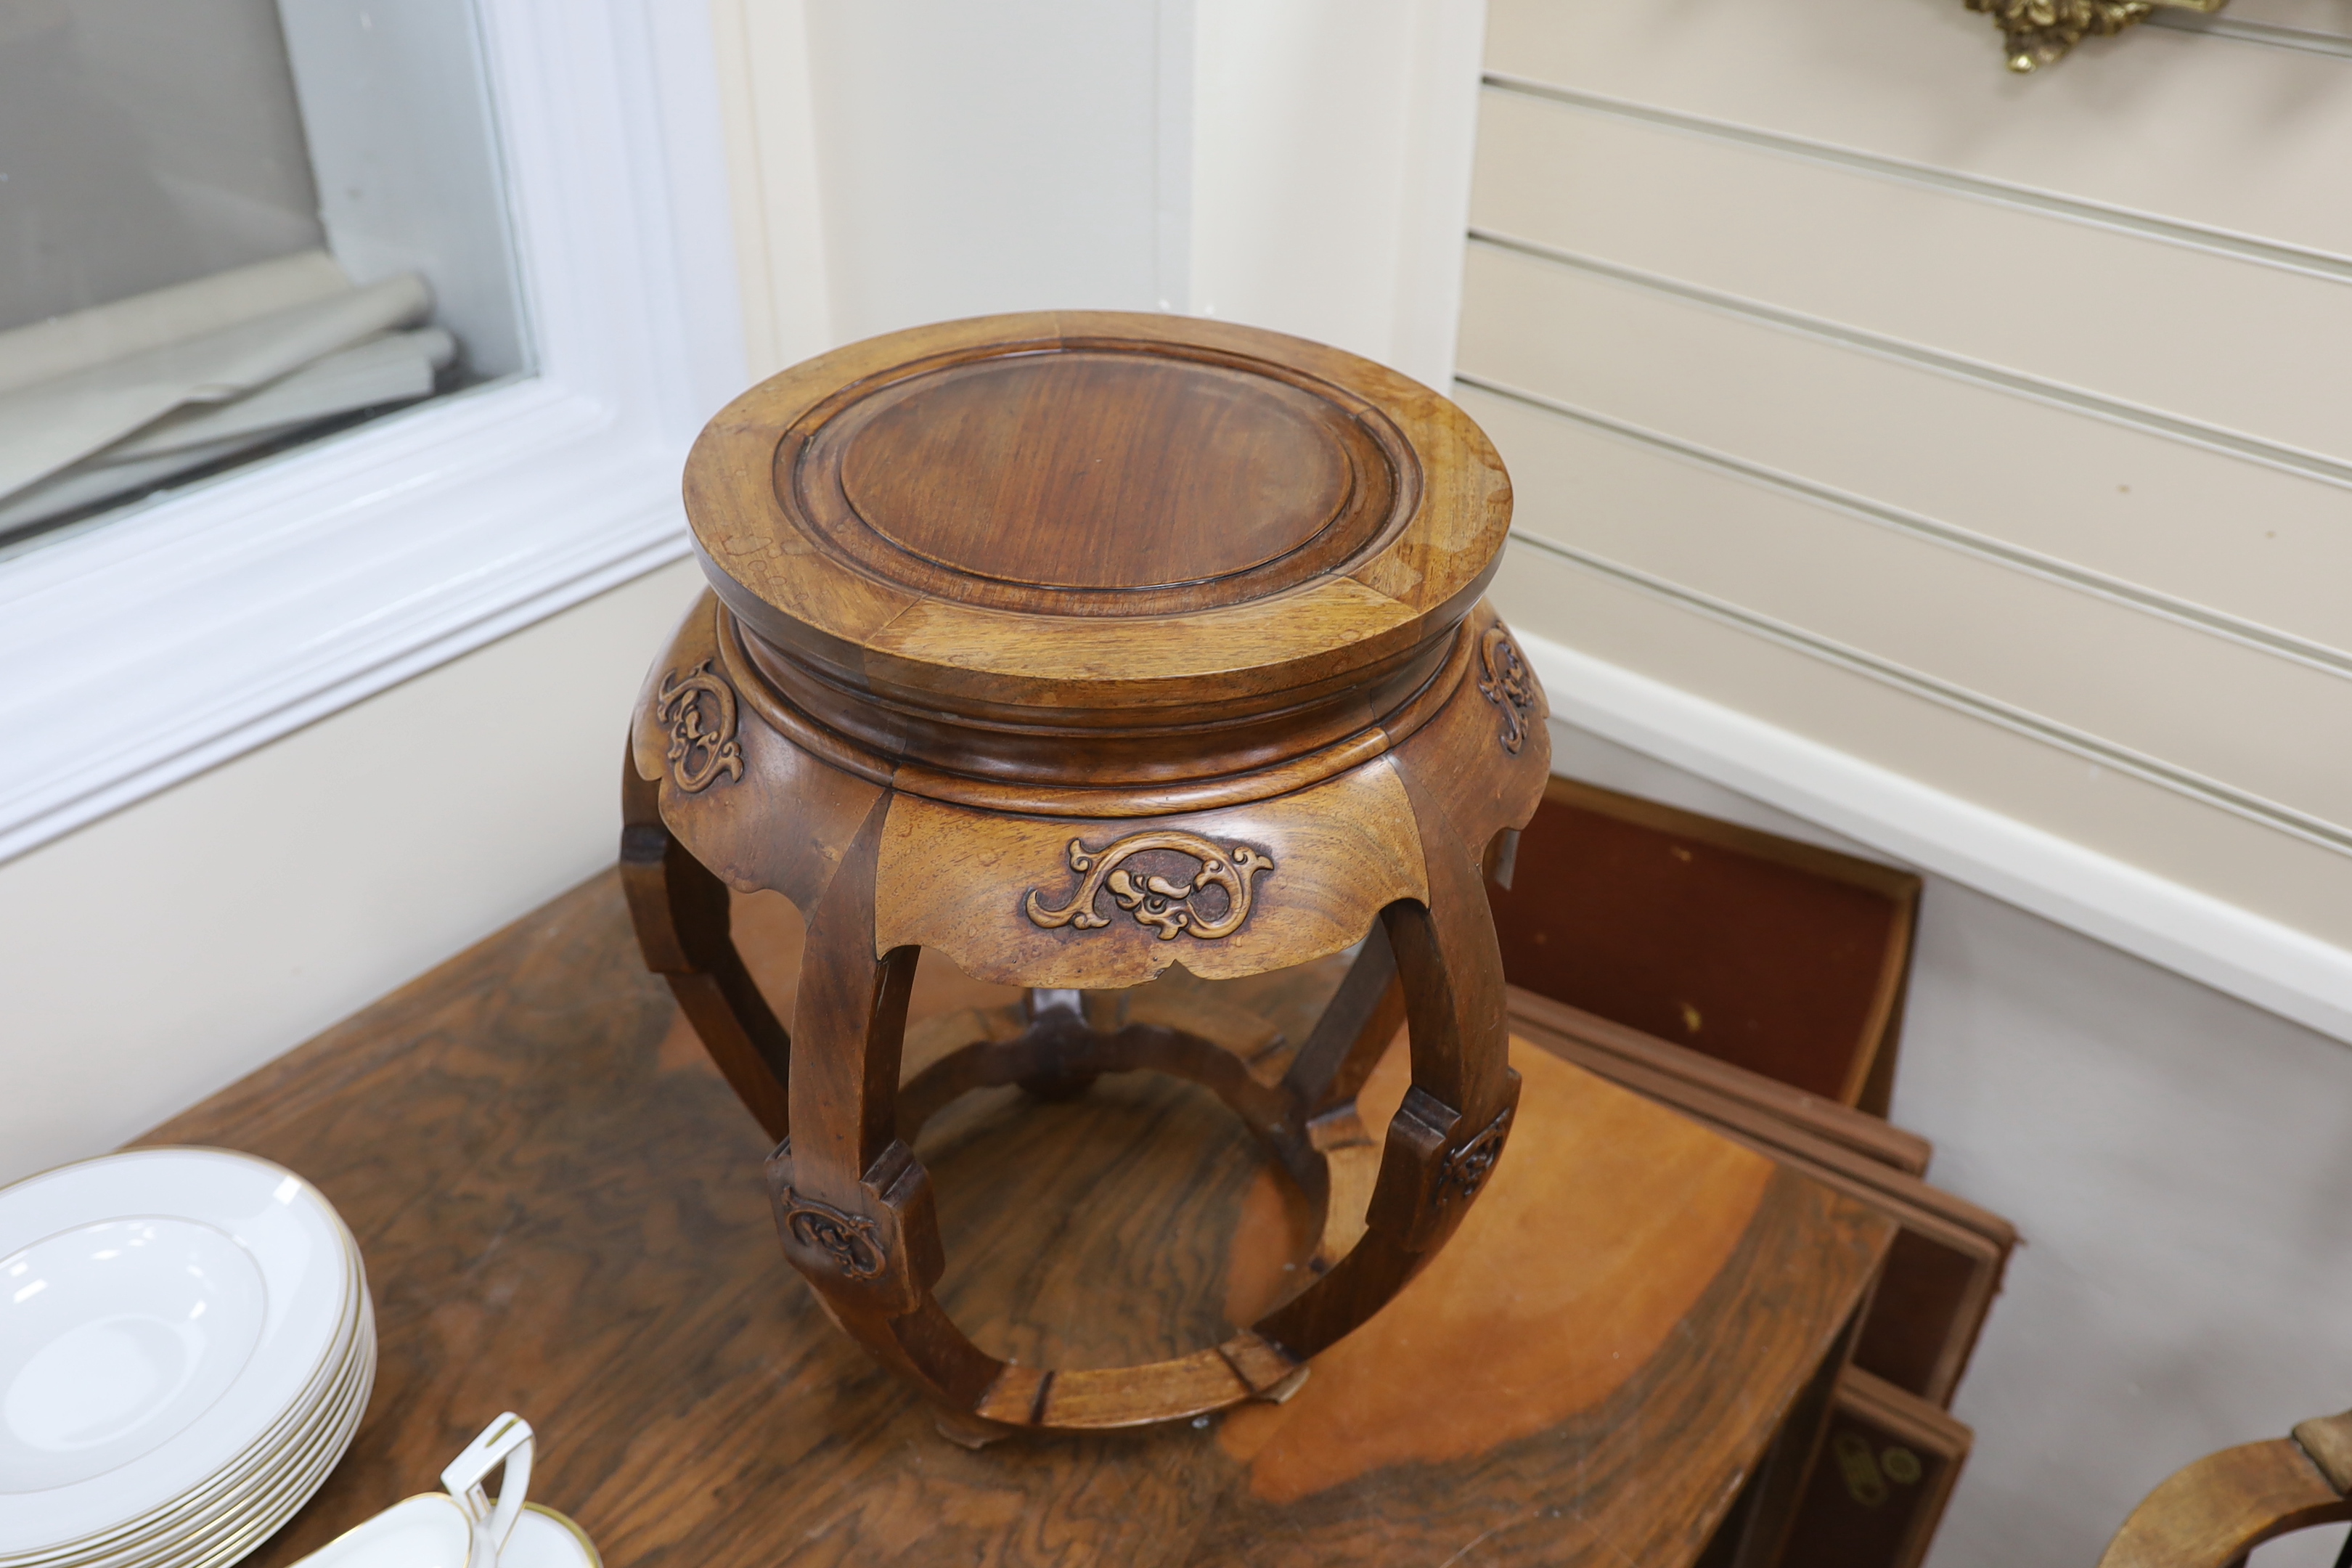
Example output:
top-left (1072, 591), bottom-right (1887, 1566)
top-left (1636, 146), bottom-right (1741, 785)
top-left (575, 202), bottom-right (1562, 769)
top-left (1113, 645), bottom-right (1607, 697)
top-left (1490, 776), bottom-right (1920, 1109)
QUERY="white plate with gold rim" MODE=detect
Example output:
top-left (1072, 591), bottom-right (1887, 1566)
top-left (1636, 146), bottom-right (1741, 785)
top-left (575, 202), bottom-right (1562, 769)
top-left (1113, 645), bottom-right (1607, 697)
top-left (6, 1233), bottom-right (365, 1564)
top-left (17, 1276), bottom-right (371, 1568)
top-left (62, 1309), bottom-right (375, 1568)
top-left (0, 1150), bottom-right (359, 1557)
top-left (11, 1275), bottom-right (367, 1568)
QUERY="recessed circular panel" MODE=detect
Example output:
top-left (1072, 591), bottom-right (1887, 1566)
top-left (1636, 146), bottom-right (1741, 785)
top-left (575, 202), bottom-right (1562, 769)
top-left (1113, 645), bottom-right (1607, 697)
top-left (837, 352), bottom-right (1358, 591)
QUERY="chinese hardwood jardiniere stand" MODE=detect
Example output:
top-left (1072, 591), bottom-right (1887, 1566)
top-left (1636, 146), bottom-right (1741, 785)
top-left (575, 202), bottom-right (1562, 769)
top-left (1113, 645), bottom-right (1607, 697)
top-left (621, 311), bottom-right (1548, 1437)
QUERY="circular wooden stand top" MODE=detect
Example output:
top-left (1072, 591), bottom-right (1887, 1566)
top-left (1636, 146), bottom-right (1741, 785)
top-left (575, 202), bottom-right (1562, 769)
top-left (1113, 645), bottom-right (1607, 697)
top-left (682, 310), bottom-right (1514, 814)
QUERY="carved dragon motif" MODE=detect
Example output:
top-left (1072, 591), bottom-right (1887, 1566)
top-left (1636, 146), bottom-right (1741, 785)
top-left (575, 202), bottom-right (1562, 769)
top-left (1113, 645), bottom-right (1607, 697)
top-left (656, 660), bottom-right (744, 793)
top-left (1024, 831), bottom-right (1275, 942)
top-left (1439, 1105), bottom-right (1515, 1205)
top-left (777, 1188), bottom-right (885, 1280)
top-left (1477, 626), bottom-right (1536, 756)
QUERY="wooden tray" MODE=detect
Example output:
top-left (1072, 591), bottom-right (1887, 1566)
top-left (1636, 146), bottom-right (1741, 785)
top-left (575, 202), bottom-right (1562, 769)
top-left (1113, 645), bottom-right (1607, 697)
top-left (1508, 989), bottom-right (2014, 1408)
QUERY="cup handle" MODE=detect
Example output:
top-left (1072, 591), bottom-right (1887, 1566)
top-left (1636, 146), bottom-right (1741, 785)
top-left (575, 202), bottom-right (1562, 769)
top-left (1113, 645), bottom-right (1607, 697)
top-left (440, 1413), bottom-right (534, 1568)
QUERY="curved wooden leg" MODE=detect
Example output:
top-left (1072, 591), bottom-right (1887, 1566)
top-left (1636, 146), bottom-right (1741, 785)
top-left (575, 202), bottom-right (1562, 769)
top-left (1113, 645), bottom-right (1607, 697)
top-left (619, 755), bottom-right (793, 1139)
top-left (1012, 989), bottom-right (1103, 1101)
top-left (1254, 772), bottom-right (1521, 1360)
top-left (778, 890), bottom-right (1326, 1432)
top-left (764, 799), bottom-right (1000, 1413)
top-left (1271, 926), bottom-right (1406, 1272)
top-left (1279, 922), bottom-right (1406, 1123)
top-left (656, 766), bottom-right (1522, 1434)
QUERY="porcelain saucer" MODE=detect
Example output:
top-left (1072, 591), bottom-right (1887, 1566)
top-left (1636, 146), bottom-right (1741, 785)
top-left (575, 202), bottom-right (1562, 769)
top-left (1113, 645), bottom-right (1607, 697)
top-left (293, 1500), bottom-right (598, 1568)
top-left (288, 1413), bottom-right (595, 1568)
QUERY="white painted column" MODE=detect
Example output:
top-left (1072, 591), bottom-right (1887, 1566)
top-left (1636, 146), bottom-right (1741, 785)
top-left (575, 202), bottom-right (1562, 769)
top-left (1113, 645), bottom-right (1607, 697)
top-left (707, 0), bottom-right (1485, 387)
top-left (1188, 0), bottom-right (1486, 387)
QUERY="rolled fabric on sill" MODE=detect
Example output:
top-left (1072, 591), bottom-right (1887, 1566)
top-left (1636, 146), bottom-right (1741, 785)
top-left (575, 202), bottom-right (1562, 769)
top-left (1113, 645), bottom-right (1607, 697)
top-left (0, 325), bottom-right (455, 534)
top-left (0, 268), bottom-right (433, 505)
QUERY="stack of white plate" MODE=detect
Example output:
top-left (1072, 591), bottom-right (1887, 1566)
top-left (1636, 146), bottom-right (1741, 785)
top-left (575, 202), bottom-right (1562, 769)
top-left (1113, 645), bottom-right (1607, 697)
top-left (0, 1148), bottom-right (375, 1568)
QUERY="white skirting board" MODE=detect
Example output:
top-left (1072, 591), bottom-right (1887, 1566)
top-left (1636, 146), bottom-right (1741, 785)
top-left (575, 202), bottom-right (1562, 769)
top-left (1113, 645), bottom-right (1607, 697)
top-left (1516, 629), bottom-right (2352, 1047)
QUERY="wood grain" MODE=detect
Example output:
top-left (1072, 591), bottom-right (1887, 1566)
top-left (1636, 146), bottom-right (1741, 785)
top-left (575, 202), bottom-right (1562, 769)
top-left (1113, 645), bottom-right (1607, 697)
top-left (1505, 988), bottom-right (1932, 1177)
top-left (1384, 604), bottom-right (1554, 873)
top-left (139, 873), bottom-right (1892, 1567)
top-left (1221, 1037), bottom-right (1775, 1500)
top-left (621, 756), bottom-right (793, 1139)
top-left (835, 353), bottom-right (1370, 596)
top-left (645, 309), bottom-right (1546, 1438)
top-left (629, 597), bottom-right (886, 911)
top-left (1507, 989), bottom-right (2014, 1410)
top-left (611, 301), bottom-right (1895, 1500)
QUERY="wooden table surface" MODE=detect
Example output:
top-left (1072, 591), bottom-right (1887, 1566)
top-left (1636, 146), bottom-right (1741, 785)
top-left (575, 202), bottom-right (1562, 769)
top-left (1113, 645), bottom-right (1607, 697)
top-left (142, 874), bottom-right (1891, 1567)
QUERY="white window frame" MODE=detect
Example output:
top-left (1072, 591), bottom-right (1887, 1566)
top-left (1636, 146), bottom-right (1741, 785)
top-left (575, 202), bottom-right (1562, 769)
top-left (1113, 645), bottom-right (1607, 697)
top-left (0, 0), bottom-right (746, 862)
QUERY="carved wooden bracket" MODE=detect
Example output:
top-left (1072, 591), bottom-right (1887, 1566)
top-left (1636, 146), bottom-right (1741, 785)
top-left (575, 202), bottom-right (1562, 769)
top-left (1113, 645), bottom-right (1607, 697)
top-left (1965, 0), bottom-right (2226, 72)
top-left (1476, 628), bottom-right (1536, 756)
top-left (655, 660), bottom-right (743, 792)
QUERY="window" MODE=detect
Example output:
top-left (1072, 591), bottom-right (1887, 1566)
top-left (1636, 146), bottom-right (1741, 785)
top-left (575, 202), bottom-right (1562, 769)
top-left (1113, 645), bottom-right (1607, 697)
top-left (0, 0), bottom-right (526, 547)
top-left (0, 0), bottom-right (745, 862)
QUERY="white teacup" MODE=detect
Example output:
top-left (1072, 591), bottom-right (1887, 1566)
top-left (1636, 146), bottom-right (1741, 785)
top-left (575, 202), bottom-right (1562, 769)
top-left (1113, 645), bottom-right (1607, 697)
top-left (295, 1415), bottom-right (598, 1568)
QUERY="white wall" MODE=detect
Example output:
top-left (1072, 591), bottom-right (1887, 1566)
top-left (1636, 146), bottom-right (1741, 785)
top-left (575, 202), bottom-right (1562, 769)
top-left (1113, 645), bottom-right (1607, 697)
top-left (0, 560), bottom-right (703, 1185)
top-left (1551, 719), bottom-right (2352, 1568)
top-left (709, 0), bottom-right (1484, 387)
top-left (807, 2), bottom-right (1167, 340)
top-left (1465, 0), bottom-right (2352, 1044)
top-left (1188, 0), bottom-right (1485, 385)
top-left (1463, 4), bottom-right (2352, 1545)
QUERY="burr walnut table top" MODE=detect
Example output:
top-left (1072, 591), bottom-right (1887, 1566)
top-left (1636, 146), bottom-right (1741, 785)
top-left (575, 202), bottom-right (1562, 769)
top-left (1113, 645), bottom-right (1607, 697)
top-left (139, 873), bottom-right (1891, 1568)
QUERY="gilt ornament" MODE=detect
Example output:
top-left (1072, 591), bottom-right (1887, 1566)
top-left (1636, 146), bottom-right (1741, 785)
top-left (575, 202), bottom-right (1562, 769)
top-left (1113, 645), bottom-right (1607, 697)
top-left (1964, 0), bottom-right (2225, 71)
